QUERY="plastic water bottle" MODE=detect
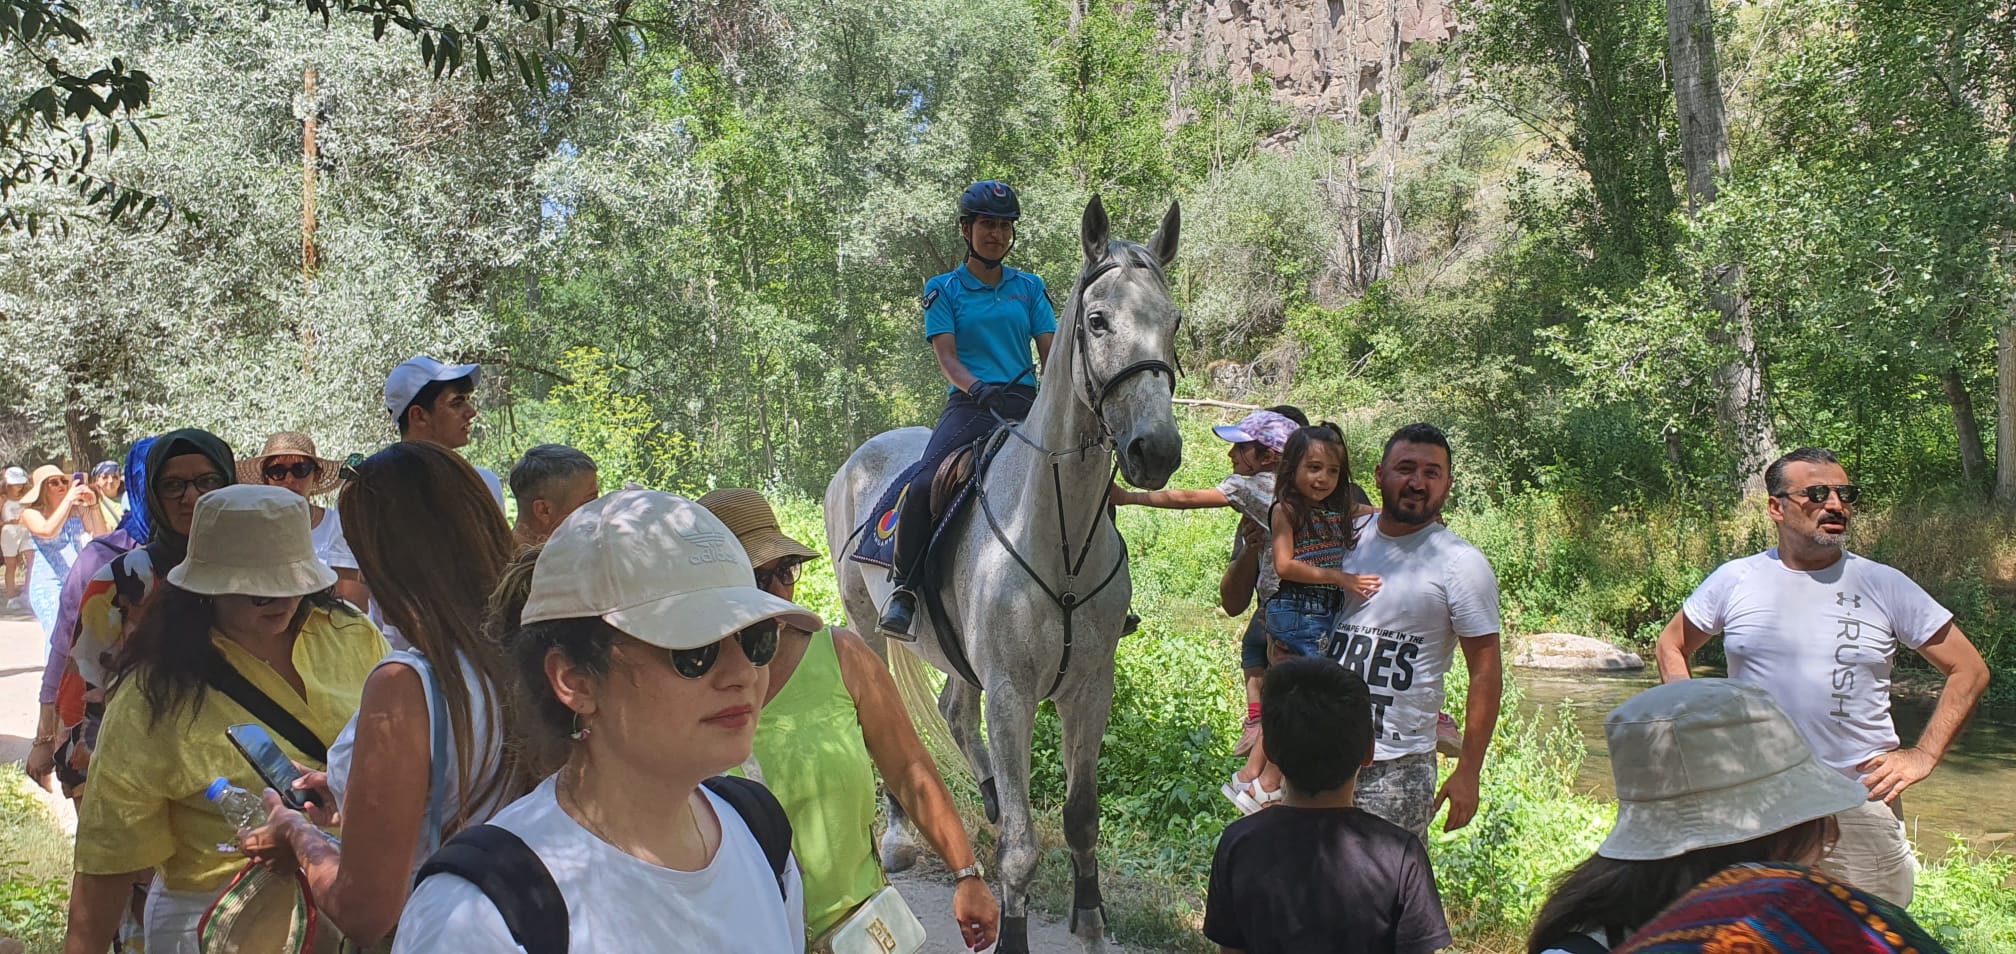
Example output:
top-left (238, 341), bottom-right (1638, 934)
top-left (206, 778), bottom-right (264, 852)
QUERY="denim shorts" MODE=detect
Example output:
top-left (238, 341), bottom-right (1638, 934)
top-left (1264, 589), bottom-right (1337, 658)
top-left (1239, 613), bottom-right (1269, 671)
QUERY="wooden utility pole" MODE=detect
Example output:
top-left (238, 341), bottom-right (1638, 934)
top-left (1666, 0), bottom-right (1776, 493)
top-left (302, 65), bottom-right (319, 280)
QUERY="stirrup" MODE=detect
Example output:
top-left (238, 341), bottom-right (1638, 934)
top-left (877, 589), bottom-right (919, 642)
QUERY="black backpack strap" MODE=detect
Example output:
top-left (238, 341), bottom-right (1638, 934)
top-left (415, 824), bottom-right (568, 954)
top-left (702, 775), bottom-right (793, 899)
top-left (203, 655), bottom-right (328, 764)
top-left (1547, 932), bottom-right (1611, 954)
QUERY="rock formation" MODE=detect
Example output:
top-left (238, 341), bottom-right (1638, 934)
top-left (1514, 632), bottom-right (1648, 671)
top-left (1165, 0), bottom-right (1457, 119)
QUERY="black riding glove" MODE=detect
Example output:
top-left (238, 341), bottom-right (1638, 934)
top-left (967, 381), bottom-right (1008, 414)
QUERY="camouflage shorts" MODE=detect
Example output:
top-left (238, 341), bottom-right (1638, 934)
top-left (1355, 751), bottom-right (1437, 840)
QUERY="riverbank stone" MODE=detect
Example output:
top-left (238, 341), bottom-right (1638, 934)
top-left (1514, 632), bottom-right (1645, 671)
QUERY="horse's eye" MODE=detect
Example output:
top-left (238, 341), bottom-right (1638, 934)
top-left (1088, 311), bottom-right (1111, 334)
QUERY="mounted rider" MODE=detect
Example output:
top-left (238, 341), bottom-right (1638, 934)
top-left (877, 181), bottom-right (1057, 641)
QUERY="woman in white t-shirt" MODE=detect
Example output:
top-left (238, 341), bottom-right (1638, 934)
top-left (239, 442), bottom-right (529, 947)
top-left (393, 490), bottom-right (815, 953)
top-left (1525, 679), bottom-right (1863, 954)
top-left (235, 432), bottom-right (372, 609)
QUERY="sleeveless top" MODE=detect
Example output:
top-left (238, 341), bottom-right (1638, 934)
top-left (750, 628), bottom-right (884, 937)
top-left (1290, 504), bottom-right (1352, 572)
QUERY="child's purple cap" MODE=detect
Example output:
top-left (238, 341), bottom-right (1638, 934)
top-left (1213, 410), bottom-right (1296, 453)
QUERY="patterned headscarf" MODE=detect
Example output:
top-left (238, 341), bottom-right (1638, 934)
top-left (115, 437), bottom-right (155, 544)
top-left (1616, 864), bottom-right (1948, 954)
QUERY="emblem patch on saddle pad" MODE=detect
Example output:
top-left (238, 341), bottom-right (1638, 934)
top-left (875, 487), bottom-right (907, 541)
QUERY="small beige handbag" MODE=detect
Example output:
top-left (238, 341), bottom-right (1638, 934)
top-left (811, 885), bottom-right (927, 954)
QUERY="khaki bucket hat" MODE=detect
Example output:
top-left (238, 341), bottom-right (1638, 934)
top-left (236, 432), bottom-right (344, 496)
top-left (167, 485), bottom-right (339, 597)
top-left (1599, 678), bottom-right (1868, 861)
top-left (696, 488), bottom-right (820, 570)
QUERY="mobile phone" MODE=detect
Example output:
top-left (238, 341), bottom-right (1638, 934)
top-left (224, 724), bottom-right (323, 811)
top-left (71, 472), bottom-right (84, 485)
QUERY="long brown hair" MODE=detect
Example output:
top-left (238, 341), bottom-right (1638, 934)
top-left (1273, 423), bottom-right (1361, 550)
top-left (483, 543), bottom-right (611, 779)
top-left (339, 442), bottom-right (526, 830)
top-left (113, 585), bottom-right (352, 730)
top-left (1525, 819), bottom-right (1834, 951)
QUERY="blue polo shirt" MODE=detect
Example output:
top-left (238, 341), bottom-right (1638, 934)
top-left (923, 264), bottom-right (1058, 392)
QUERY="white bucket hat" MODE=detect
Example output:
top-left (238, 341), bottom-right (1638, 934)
top-left (167, 485), bottom-right (339, 598)
top-left (523, 489), bottom-right (821, 650)
top-left (1598, 678), bottom-right (1868, 861)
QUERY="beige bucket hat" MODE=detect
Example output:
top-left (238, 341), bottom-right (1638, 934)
top-left (696, 489), bottom-right (820, 570)
top-left (523, 489), bottom-right (821, 651)
top-left (1599, 678), bottom-right (1869, 861)
top-left (236, 432), bottom-right (344, 496)
top-left (167, 485), bottom-right (339, 597)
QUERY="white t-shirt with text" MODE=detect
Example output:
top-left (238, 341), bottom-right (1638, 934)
top-left (1681, 549), bottom-right (1951, 776)
top-left (1331, 515), bottom-right (1501, 762)
top-left (392, 775), bottom-right (805, 954)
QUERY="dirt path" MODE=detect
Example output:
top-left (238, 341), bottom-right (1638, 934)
top-left (0, 608), bottom-right (77, 832)
top-left (890, 856), bottom-right (1108, 953)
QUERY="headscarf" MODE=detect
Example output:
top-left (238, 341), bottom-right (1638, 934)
top-left (141, 428), bottom-right (236, 568)
top-left (115, 438), bottom-right (155, 544)
top-left (1616, 864), bottom-right (1947, 954)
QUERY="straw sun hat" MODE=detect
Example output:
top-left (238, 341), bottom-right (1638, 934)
top-left (167, 485), bottom-right (339, 598)
top-left (696, 488), bottom-right (821, 570)
top-left (17, 464), bottom-right (69, 506)
top-left (1598, 679), bottom-right (1868, 861)
top-left (236, 432), bottom-right (344, 496)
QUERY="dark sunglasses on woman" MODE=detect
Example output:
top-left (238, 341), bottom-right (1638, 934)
top-left (669, 619), bottom-right (780, 678)
top-left (263, 461), bottom-right (321, 482)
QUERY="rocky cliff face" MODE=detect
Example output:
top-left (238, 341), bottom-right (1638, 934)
top-left (1166, 0), bottom-right (1456, 117)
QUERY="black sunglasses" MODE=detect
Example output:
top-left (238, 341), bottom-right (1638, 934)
top-left (1774, 484), bottom-right (1860, 506)
top-left (263, 461), bottom-right (321, 482)
top-left (157, 473), bottom-right (228, 499)
top-left (754, 561), bottom-right (805, 590)
top-left (668, 619), bottom-right (781, 679)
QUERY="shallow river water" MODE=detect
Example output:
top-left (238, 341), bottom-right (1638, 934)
top-left (1515, 669), bottom-right (2016, 850)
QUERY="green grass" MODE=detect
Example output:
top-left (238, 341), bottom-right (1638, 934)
top-left (0, 767), bottom-right (71, 953)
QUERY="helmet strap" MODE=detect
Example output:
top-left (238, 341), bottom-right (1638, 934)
top-left (963, 232), bottom-right (1016, 271)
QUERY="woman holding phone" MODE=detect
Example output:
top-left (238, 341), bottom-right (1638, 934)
top-left (19, 464), bottom-right (107, 641)
top-left (393, 490), bottom-right (814, 952)
top-left (238, 441), bottom-right (530, 946)
top-left (62, 485), bottom-right (385, 954)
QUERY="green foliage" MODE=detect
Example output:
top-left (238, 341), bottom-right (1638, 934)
top-left (541, 347), bottom-right (700, 494)
top-left (1913, 838), bottom-right (2016, 953)
top-left (0, 768), bottom-right (71, 953)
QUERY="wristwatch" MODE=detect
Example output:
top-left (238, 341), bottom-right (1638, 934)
top-left (951, 864), bottom-right (985, 883)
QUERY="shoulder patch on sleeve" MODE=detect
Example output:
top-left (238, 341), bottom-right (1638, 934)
top-left (921, 286), bottom-right (941, 311)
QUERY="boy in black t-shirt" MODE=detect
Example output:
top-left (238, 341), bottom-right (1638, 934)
top-left (1204, 660), bottom-right (1453, 954)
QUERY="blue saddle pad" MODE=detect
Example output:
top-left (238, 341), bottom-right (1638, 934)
top-left (851, 459), bottom-right (929, 569)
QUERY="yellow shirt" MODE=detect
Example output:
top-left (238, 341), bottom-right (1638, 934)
top-left (75, 605), bottom-right (389, 891)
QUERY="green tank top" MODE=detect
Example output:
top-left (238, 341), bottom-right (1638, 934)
top-left (751, 628), bottom-right (885, 938)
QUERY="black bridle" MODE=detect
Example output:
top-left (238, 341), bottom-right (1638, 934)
top-left (1070, 255), bottom-right (1181, 441)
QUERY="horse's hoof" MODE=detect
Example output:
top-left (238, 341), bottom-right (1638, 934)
top-left (981, 777), bottom-right (1000, 825)
top-left (996, 915), bottom-right (1030, 954)
top-left (879, 826), bottom-right (921, 874)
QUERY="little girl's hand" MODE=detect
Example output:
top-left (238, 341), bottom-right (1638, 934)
top-left (1346, 574), bottom-right (1382, 600)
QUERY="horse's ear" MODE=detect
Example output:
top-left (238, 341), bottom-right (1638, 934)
top-left (1146, 200), bottom-right (1180, 266)
top-left (1081, 195), bottom-right (1110, 263)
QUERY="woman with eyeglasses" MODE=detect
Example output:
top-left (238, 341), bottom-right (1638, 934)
top-left (700, 489), bottom-right (999, 951)
top-left (238, 432), bottom-right (371, 609)
top-left (236, 442), bottom-right (531, 946)
top-left (393, 490), bottom-right (813, 953)
top-left (65, 430), bottom-right (238, 799)
top-left (63, 485), bottom-right (387, 954)
top-left (18, 463), bottom-right (109, 642)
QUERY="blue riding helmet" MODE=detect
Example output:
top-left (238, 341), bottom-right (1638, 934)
top-left (959, 181), bottom-right (1021, 222)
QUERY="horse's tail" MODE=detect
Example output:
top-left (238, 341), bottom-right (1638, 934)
top-left (888, 647), bottom-right (975, 787)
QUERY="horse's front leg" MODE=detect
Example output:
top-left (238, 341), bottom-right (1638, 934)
top-left (983, 684), bottom-right (1040, 954)
top-left (1054, 664), bottom-right (1117, 952)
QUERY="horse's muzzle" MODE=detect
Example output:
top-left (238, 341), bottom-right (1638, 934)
top-left (1118, 422), bottom-right (1182, 490)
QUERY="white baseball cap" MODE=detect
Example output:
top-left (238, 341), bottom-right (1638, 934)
top-left (522, 489), bottom-right (821, 651)
top-left (1598, 679), bottom-right (1867, 861)
top-left (2, 466), bottom-right (26, 485)
top-left (384, 356), bottom-right (481, 422)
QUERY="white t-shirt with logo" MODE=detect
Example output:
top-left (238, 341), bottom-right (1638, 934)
top-left (393, 775), bottom-right (804, 953)
top-left (1330, 515), bottom-right (1501, 762)
top-left (1219, 472), bottom-right (1279, 602)
top-left (1681, 549), bottom-right (1951, 776)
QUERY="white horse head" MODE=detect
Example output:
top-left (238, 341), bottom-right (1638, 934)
top-left (1058, 195), bottom-right (1184, 490)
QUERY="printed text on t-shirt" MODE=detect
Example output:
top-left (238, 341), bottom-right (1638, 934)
top-left (1326, 624), bottom-right (1422, 740)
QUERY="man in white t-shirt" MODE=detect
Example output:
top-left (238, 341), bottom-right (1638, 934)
top-left (1656, 446), bottom-right (1990, 907)
top-left (384, 356), bottom-right (507, 508)
top-left (1327, 423), bottom-right (1503, 840)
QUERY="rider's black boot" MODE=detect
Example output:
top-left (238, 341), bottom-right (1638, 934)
top-left (878, 588), bottom-right (919, 642)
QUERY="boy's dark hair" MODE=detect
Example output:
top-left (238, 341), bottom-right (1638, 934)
top-left (1274, 425), bottom-right (1360, 551)
top-left (1381, 422), bottom-right (1452, 467)
top-left (1268, 404), bottom-right (1310, 427)
top-left (1261, 659), bottom-right (1373, 795)
top-left (1763, 447), bottom-right (1841, 496)
top-left (397, 376), bottom-right (476, 434)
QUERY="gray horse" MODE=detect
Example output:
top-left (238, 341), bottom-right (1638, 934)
top-left (826, 196), bottom-right (1184, 953)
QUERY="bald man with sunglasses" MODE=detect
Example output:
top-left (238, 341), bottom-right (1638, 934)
top-left (1655, 446), bottom-right (1989, 908)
